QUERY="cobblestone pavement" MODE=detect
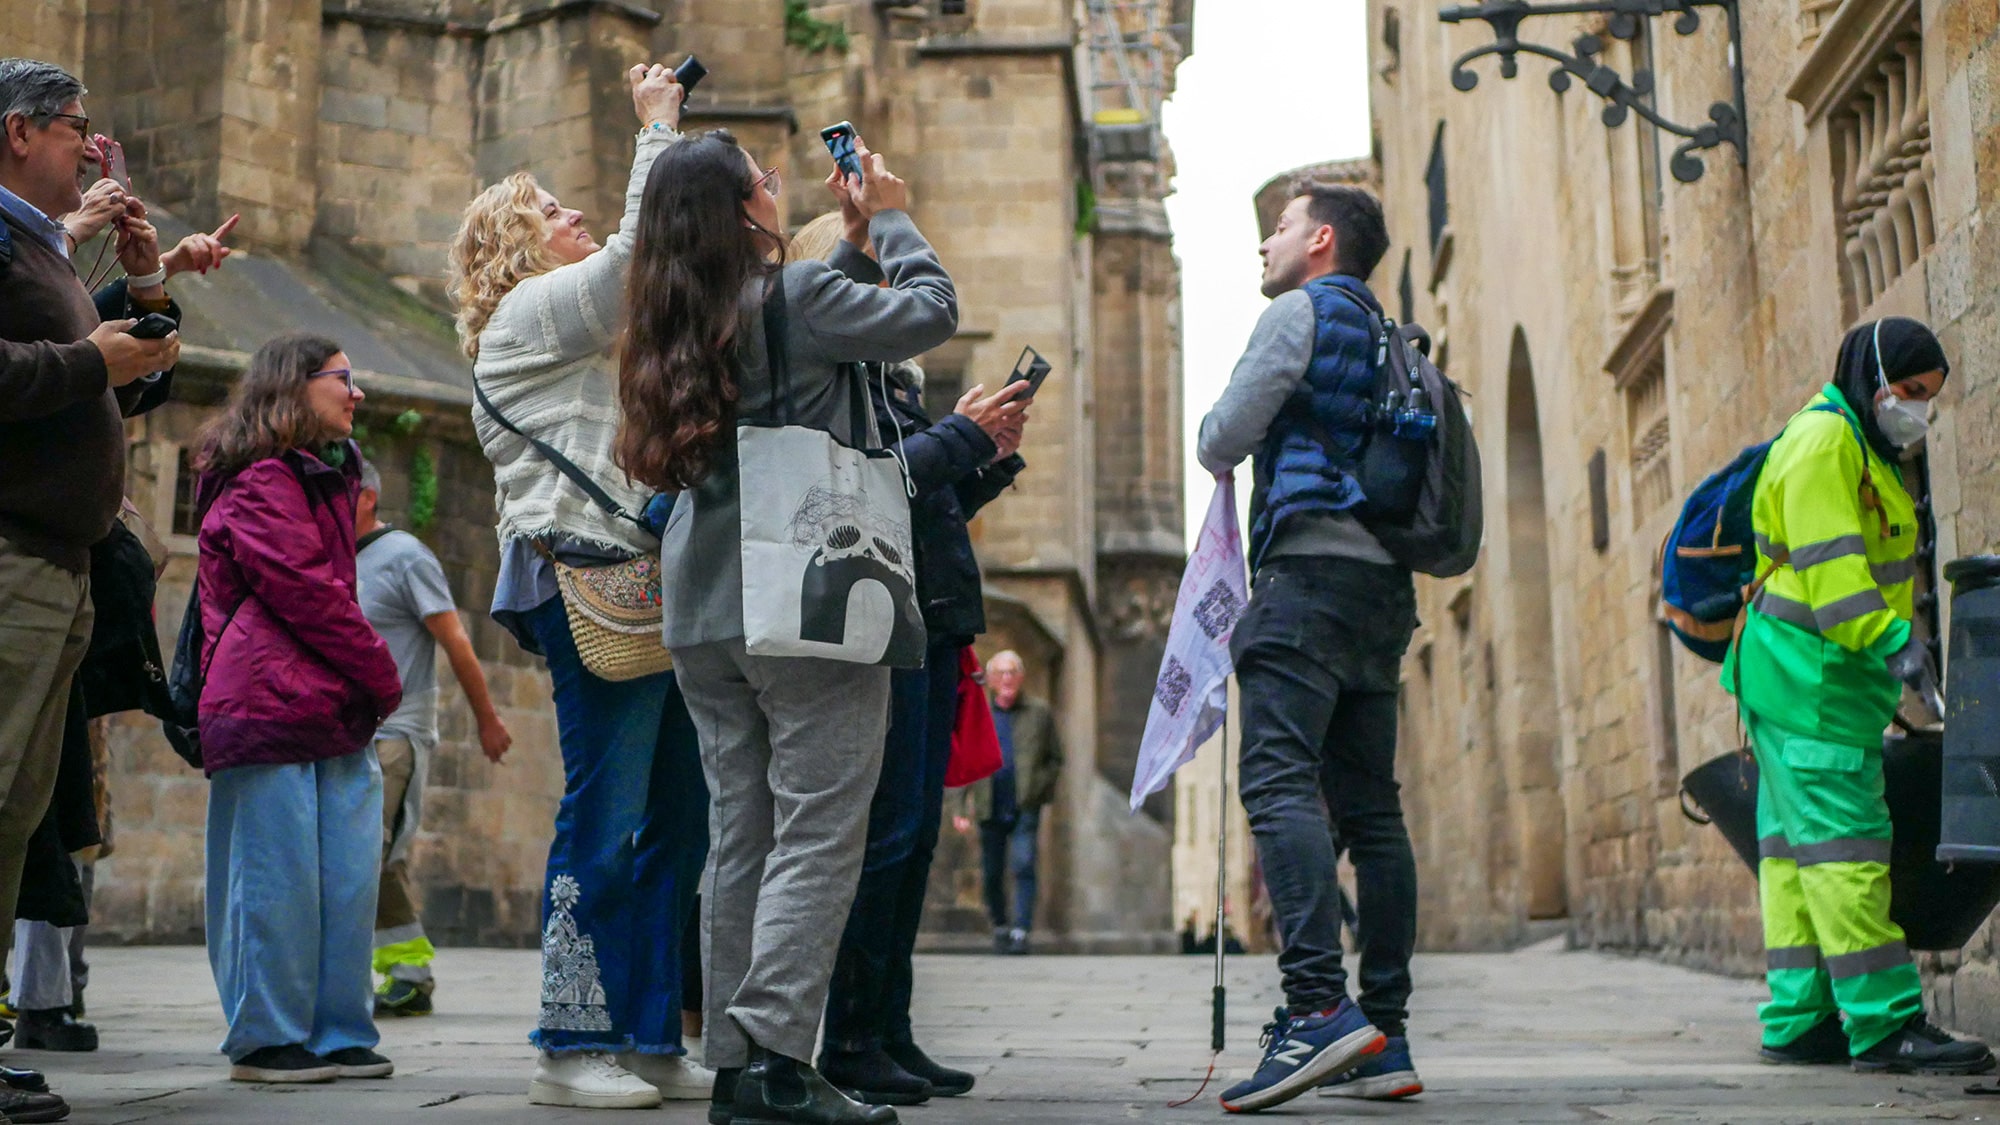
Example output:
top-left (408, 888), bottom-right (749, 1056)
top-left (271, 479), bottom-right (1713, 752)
top-left (15, 940), bottom-right (2000, 1123)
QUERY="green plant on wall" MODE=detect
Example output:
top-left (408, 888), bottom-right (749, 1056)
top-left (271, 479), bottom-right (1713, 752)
top-left (785, 0), bottom-right (850, 53)
top-left (409, 446), bottom-right (438, 532)
top-left (1075, 177), bottom-right (1099, 238)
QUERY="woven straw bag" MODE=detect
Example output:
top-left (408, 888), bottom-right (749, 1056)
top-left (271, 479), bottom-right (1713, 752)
top-left (547, 553), bottom-right (673, 682)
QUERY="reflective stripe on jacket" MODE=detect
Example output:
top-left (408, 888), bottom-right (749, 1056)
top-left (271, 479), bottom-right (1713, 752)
top-left (1725, 385), bottom-right (1916, 743)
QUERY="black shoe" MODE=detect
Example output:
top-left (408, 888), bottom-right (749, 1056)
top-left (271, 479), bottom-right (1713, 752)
top-left (324, 1046), bottom-right (394, 1078)
top-left (229, 1044), bottom-right (340, 1083)
top-left (1005, 928), bottom-right (1030, 956)
top-left (732, 1048), bottom-right (898, 1125)
top-left (1854, 1015), bottom-right (1997, 1075)
top-left (990, 929), bottom-right (1009, 955)
top-left (883, 1041), bottom-right (973, 1097)
top-left (1761, 1016), bottom-right (1849, 1065)
top-left (13, 1009), bottom-right (95, 1053)
top-left (818, 1048), bottom-right (932, 1106)
top-left (710, 1066), bottom-right (741, 1125)
top-left (373, 979), bottom-right (433, 1017)
top-left (0, 1087), bottom-right (68, 1124)
top-left (0, 1065), bottom-right (49, 1094)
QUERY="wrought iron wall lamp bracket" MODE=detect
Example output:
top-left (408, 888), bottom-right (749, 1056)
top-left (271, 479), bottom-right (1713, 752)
top-left (1438, 0), bottom-right (1747, 183)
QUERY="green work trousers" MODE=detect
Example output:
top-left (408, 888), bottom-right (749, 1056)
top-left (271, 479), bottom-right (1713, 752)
top-left (1749, 709), bottom-right (1921, 1054)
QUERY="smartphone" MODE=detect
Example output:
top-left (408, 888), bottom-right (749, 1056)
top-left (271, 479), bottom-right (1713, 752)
top-left (820, 121), bottom-right (863, 182)
top-left (1007, 346), bottom-right (1053, 400)
top-left (93, 135), bottom-right (128, 191)
top-left (673, 54), bottom-right (707, 95)
top-left (126, 312), bottom-right (178, 339)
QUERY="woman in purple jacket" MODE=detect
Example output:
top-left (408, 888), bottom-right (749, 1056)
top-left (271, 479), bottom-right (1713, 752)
top-left (191, 332), bottom-right (404, 1084)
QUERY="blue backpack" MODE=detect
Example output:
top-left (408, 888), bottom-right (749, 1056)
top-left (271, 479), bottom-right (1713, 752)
top-left (1660, 403), bottom-right (1852, 662)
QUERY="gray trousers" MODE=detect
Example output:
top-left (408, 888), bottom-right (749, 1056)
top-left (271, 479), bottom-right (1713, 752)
top-left (674, 638), bottom-right (890, 1068)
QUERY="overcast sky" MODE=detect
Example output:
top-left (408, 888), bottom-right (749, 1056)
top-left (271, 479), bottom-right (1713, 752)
top-left (1160, 0), bottom-right (1372, 537)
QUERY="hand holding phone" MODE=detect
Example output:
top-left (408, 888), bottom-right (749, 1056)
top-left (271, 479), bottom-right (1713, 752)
top-left (821, 121), bottom-right (864, 182)
top-left (92, 135), bottom-right (129, 191)
top-left (125, 312), bottom-right (179, 340)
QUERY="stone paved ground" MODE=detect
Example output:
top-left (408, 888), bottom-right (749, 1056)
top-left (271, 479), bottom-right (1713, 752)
top-left (17, 940), bottom-right (2000, 1123)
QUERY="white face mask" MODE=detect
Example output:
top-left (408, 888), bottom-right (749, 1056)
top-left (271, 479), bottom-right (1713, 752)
top-left (1872, 320), bottom-right (1931, 449)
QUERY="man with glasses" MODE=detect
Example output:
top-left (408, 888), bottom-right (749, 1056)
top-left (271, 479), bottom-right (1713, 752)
top-left (0, 56), bottom-right (182, 1125)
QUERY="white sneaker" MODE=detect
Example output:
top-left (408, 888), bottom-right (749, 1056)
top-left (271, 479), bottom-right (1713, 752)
top-left (619, 1051), bottom-right (717, 1099)
top-left (527, 1050), bottom-right (663, 1109)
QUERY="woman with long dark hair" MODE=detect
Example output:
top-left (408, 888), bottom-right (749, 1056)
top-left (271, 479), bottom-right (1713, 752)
top-left (619, 131), bottom-right (957, 1125)
top-left (1726, 317), bottom-right (1991, 1075)
top-left (445, 63), bottom-right (713, 1109)
top-left (192, 332), bottom-right (401, 1084)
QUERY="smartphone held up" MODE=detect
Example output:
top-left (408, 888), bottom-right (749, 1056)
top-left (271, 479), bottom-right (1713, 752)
top-left (820, 121), bottom-right (864, 182)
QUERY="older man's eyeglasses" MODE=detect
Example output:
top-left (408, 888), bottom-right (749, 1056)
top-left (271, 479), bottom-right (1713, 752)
top-left (44, 112), bottom-right (90, 137)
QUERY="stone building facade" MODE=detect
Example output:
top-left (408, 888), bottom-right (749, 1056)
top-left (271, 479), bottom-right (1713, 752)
top-left (9, 0), bottom-right (1192, 951)
top-left (1364, 0), bottom-right (2000, 1031)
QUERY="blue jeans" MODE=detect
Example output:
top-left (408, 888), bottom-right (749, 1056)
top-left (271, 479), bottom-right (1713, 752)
top-left (1233, 555), bottom-right (1419, 1033)
top-left (523, 595), bottom-right (709, 1055)
top-left (979, 809), bottom-right (1040, 932)
top-left (823, 640), bottom-right (961, 1052)
top-left (205, 748), bottom-right (381, 1062)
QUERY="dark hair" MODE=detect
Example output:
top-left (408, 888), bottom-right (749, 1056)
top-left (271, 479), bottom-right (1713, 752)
top-left (1300, 183), bottom-right (1389, 281)
top-left (194, 332), bottom-right (345, 476)
top-left (617, 129), bottom-right (783, 491)
top-left (0, 58), bottom-right (85, 125)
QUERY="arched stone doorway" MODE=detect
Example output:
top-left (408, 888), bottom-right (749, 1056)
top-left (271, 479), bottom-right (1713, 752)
top-left (1505, 329), bottom-right (1570, 921)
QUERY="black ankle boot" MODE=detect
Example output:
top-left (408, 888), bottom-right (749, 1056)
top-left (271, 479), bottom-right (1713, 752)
top-left (733, 1047), bottom-right (898, 1125)
top-left (818, 1047), bottom-right (932, 1105)
top-left (15, 1007), bottom-right (96, 1052)
top-left (883, 1040), bottom-right (973, 1097)
top-left (710, 1066), bottom-right (741, 1125)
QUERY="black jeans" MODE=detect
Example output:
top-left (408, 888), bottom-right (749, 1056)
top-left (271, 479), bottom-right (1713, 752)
top-left (823, 638), bottom-right (962, 1053)
top-left (978, 809), bottom-right (1040, 931)
top-left (1233, 555), bottom-right (1419, 1034)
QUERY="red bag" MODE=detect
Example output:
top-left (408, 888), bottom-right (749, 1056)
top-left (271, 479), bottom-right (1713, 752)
top-left (946, 647), bottom-right (1002, 788)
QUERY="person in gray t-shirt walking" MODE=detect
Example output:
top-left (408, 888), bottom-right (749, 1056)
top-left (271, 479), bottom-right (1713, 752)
top-left (354, 459), bottom-right (512, 1016)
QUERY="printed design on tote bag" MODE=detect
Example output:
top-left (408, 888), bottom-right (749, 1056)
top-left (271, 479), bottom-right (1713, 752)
top-left (787, 482), bottom-right (925, 652)
top-left (538, 875), bottom-right (613, 1031)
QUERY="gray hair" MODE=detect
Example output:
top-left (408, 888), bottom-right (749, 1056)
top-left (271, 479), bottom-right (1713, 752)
top-left (0, 59), bottom-right (85, 127)
top-left (358, 458), bottom-right (382, 494)
top-left (988, 650), bottom-right (1024, 674)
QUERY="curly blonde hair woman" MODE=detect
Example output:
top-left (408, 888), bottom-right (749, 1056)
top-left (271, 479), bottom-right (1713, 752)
top-left (444, 62), bottom-right (716, 1111)
top-left (445, 172), bottom-right (564, 359)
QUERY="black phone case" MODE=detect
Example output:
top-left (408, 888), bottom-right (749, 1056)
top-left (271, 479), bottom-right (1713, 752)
top-left (674, 56), bottom-right (707, 95)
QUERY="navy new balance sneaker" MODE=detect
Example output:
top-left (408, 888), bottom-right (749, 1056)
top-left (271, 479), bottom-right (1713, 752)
top-left (1218, 1001), bottom-right (1385, 1114)
top-left (1318, 1034), bottom-right (1422, 1100)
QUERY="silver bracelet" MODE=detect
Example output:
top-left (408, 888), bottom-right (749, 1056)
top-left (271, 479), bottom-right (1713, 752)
top-left (126, 265), bottom-right (167, 289)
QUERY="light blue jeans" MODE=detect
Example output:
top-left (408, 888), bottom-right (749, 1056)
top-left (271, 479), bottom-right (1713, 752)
top-left (205, 748), bottom-right (382, 1062)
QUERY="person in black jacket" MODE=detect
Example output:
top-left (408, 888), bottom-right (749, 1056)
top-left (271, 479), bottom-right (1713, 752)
top-left (818, 354), bottom-right (1027, 1104)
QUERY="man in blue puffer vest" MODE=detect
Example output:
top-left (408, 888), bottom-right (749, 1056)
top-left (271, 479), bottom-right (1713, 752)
top-left (1198, 183), bottom-right (1423, 1114)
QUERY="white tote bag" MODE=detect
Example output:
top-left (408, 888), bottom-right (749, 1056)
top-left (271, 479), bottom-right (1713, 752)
top-left (737, 278), bottom-right (927, 668)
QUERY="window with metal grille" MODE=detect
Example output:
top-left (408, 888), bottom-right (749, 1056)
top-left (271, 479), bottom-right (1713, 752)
top-left (171, 446), bottom-right (200, 537)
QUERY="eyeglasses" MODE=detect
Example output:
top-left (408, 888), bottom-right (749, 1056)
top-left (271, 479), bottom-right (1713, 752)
top-left (43, 112), bottom-right (89, 137)
top-left (753, 167), bottom-right (782, 198)
top-left (310, 367), bottom-right (357, 395)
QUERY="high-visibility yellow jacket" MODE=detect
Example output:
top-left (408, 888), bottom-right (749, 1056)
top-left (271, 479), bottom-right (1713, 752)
top-left (1724, 385), bottom-right (1918, 744)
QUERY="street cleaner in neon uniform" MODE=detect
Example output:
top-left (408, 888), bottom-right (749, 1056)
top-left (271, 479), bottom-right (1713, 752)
top-left (1725, 316), bottom-right (1992, 1074)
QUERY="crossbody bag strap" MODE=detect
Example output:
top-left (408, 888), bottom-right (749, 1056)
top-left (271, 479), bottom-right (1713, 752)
top-left (472, 376), bottom-right (646, 529)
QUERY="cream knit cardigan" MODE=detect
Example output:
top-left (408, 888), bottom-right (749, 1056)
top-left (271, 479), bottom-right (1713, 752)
top-left (470, 126), bottom-right (676, 557)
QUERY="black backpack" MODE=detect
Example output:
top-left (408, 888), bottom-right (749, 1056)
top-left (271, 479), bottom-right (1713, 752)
top-left (1332, 291), bottom-right (1484, 578)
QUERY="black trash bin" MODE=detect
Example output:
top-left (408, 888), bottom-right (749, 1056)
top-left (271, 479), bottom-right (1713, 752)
top-left (1941, 555), bottom-right (2000, 864)
top-left (1681, 728), bottom-right (2000, 951)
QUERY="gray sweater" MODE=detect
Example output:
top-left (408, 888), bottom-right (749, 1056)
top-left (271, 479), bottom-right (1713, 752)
top-left (1197, 289), bottom-right (1392, 565)
top-left (660, 209), bottom-right (959, 647)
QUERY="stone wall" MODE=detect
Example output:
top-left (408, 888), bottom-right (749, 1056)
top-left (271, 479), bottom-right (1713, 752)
top-left (1364, 0), bottom-right (2000, 1021)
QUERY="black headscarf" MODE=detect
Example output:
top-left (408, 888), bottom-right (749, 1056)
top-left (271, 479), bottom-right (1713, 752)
top-left (1832, 316), bottom-right (1950, 461)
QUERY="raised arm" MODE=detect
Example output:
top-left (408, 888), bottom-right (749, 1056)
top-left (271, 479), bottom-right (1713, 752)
top-left (510, 65), bottom-right (684, 362)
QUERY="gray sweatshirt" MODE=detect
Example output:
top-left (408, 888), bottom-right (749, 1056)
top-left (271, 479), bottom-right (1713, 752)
top-left (660, 208), bottom-right (959, 647)
top-left (1197, 289), bottom-right (1392, 565)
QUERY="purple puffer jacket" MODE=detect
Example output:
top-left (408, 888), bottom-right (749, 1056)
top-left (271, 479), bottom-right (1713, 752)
top-left (195, 443), bottom-right (402, 775)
